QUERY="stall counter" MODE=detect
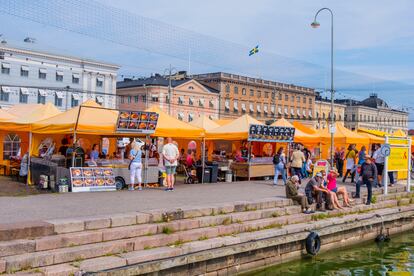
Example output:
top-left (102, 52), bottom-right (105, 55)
top-left (230, 157), bottom-right (274, 179)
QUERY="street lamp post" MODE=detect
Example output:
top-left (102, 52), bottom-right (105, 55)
top-left (164, 65), bottom-right (178, 115)
top-left (311, 7), bottom-right (335, 166)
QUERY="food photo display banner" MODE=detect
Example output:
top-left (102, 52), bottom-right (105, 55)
top-left (116, 111), bottom-right (159, 134)
top-left (248, 125), bottom-right (295, 143)
top-left (70, 167), bottom-right (116, 192)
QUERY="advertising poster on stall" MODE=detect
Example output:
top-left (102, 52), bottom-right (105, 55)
top-left (116, 111), bottom-right (159, 134)
top-left (248, 124), bottom-right (295, 143)
top-left (388, 147), bottom-right (409, 172)
top-left (70, 167), bottom-right (116, 192)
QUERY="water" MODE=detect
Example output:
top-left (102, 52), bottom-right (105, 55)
top-left (244, 230), bottom-right (414, 276)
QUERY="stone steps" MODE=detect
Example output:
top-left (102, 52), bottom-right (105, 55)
top-left (0, 185), bottom-right (411, 275)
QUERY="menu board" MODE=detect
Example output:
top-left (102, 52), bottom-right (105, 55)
top-left (116, 111), bottom-right (158, 134)
top-left (248, 124), bottom-right (295, 142)
top-left (70, 167), bottom-right (116, 192)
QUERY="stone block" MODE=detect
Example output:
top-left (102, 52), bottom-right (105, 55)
top-left (46, 219), bottom-right (85, 234)
top-left (145, 209), bottom-right (166, 222)
top-left (260, 208), bottom-right (285, 219)
top-left (35, 236), bottom-right (63, 251)
top-left (283, 223), bottom-right (310, 234)
top-left (41, 263), bottom-right (79, 276)
top-left (199, 216), bottom-right (225, 228)
top-left (275, 198), bottom-right (292, 207)
top-left (181, 240), bottom-right (213, 254)
top-left (250, 198), bottom-right (277, 209)
top-left (181, 206), bottom-right (213, 219)
top-left (136, 212), bottom-right (152, 224)
top-left (122, 247), bottom-right (183, 265)
top-left (211, 204), bottom-right (235, 214)
top-left (61, 231), bottom-right (103, 248)
top-left (102, 224), bottom-right (157, 241)
top-left (0, 239), bottom-right (36, 257)
top-left (110, 213), bottom-right (137, 227)
top-left (0, 259), bottom-right (5, 273)
top-left (231, 211), bottom-right (262, 222)
top-left (53, 240), bottom-right (134, 264)
top-left (178, 227), bottom-right (219, 242)
top-left (0, 221), bottom-right (54, 241)
top-left (156, 221), bottom-right (181, 234)
top-left (286, 214), bottom-right (311, 225)
top-left (233, 201), bottom-right (250, 212)
top-left (79, 256), bottom-right (126, 272)
top-left (84, 217), bottom-right (111, 230)
top-left (133, 234), bottom-right (176, 251)
top-left (284, 205), bottom-right (302, 215)
top-left (177, 218), bottom-right (200, 231)
top-left (4, 251), bottom-right (54, 272)
top-left (238, 259), bottom-right (266, 273)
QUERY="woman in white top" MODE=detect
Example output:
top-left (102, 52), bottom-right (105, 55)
top-left (129, 142), bottom-right (143, 191)
top-left (273, 147), bottom-right (287, 185)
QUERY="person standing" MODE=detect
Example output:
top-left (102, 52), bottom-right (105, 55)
top-left (342, 144), bottom-right (357, 183)
top-left (285, 175), bottom-right (313, 214)
top-left (372, 144), bottom-right (385, 187)
top-left (129, 142), bottom-right (143, 191)
top-left (354, 155), bottom-right (377, 205)
top-left (162, 137), bottom-right (179, 191)
top-left (273, 147), bottom-right (287, 185)
top-left (290, 145), bottom-right (305, 181)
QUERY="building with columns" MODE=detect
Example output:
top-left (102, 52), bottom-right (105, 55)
top-left (116, 74), bottom-right (220, 122)
top-left (193, 72), bottom-right (316, 126)
top-left (0, 45), bottom-right (119, 110)
top-left (314, 92), bottom-right (346, 129)
top-left (338, 93), bottom-right (408, 133)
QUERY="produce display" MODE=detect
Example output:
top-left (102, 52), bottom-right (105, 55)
top-left (116, 111), bottom-right (158, 133)
top-left (248, 124), bottom-right (295, 142)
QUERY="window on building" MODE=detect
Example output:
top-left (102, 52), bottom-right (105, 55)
top-left (178, 96), bottom-right (183, 104)
top-left (19, 89), bottom-right (28, 103)
top-left (0, 87), bottom-right (10, 102)
top-left (225, 84), bottom-right (230, 93)
top-left (71, 94), bottom-right (80, 107)
top-left (291, 95), bottom-right (295, 102)
top-left (360, 114), bottom-right (362, 122)
top-left (134, 96), bottom-right (139, 103)
top-left (322, 113), bottom-right (326, 119)
top-left (20, 66), bottom-right (29, 77)
top-left (234, 86), bottom-right (239, 94)
top-left (303, 97), bottom-right (306, 104)
top-left (54, 94), bottom-right (63, 107)
top-left (96, 77), bottom-right (103, 87)
top-left (278, 94), bottom-right (282, 100)
top-left (72, 74), bottom-right (80, 84)
top-left (309, 98), bottom-right (312, 104)
top-left (242, 88), bottom-right (246, 95)
top-left (3, 133), bottom-right (21, 160)
top-left (285, 94), bottom-right (288, 101)
top-left (165, 95), bottom-right (170, 103)
top-left (38, 69), bottom-right (47, 79)
top-left (225, 99), bottom-right (230, 112)
top-left (271, 91), bottom-right (275, 99)
top-left (316, 112), bottom-right (319, 118)
top-left (37, 91), bottom-right (46, 104)
top-left (189, 97), bottom-right (194, 105)
top-left (250, 89), bottom-right (254, 96)
top-left (151, 95), bottom-right (159, 102)
top-left (297, 96), bottom-right (300, 103)
top-left (120, 96), bottom-right (125, 104)
top-left (257, 91), bottom-right (261, 98)
top-left (1, 63), bottom-right (10, 74)
top-left (142, 95), bottom-right (147, 102)
top-left (188, 114), bottom-right (194, 122)
top-left (55, 71), bottom-right (63, 82)
top-left (128, 96), bottom-right (132, 103)
top-left (352, 114), bottom-right (356, 122)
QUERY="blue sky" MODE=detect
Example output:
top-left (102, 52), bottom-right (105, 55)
top-left (0, 0), bottom-right (413, 125)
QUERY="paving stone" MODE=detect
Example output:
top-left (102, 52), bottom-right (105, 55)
top-left (231, 211), bottom-right (262, 222)
top-left (178, 227), bottom-right (219, 242)
top-left (198, 216), bottom-right (225, 228)
top-left (36, 231), bottom-right (103, 251)
top-left (122, 247), bottom-right (183, 265)
top-left (180, 240), bottom-right (214, 254)
top-left (0, 221), bottom-right (54, 241)
top-left (84, 217), bottom-right (111, 230)
top-left (286, 214), bottom-right (311, 224)
top-left (79, 256), bottom-right (126, 272)
top-left (181, 206), bottom-right (213, 219)
top-left (284, 205), bottom-right (302, 215)
top-left (46, 219), bottom-right (85, 234)
top-left (3, 251), bottom-right (54, 272)
top-left (210, 204), bottom-right (235, 214)
top-left (233, 201), bottom-right (250, 212)
top-left (102, 224), bottom-right (157, 241)
top-left (133, 234), bottom-right (176, 251)
top-left (136, 212), bottom-right (152, 224)
top-left (53, 240), bottom-right (134, 264)
top-left (260, 208), bottom-right (285, 218)
top-left (0, 239), bottom-right (35, 257)
top-left (110, 213), bottom-right (137, 227)
top-left (41, 263), bottom-right (79, 276)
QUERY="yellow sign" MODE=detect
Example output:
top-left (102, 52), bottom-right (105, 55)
top-left (313, 160), bottom-right (329, 176)
top-left (388, 138), bottom-right (409, 146)
top-left (388, 147), bottom-right (409, 171)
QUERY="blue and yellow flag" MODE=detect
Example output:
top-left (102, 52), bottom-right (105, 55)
top-left (249, 45), bottom-right (259, 56)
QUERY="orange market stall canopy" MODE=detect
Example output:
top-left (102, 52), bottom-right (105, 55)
top-left (213, 119), bottom-right (233, 126)
top-left (358, 128), bottom-right (390, 137)
top-left (319, 122), bottom-right (369, 145)
top-left (292, 121), bottom-right (317, 135)
top-left (190, 115), bottom-right (220, 131)
top-left (145, 106), bottom-right (204, 139)
top-left (206, 114), bottom-right (263, 140)
top-left (271, 118), bottom-right (321, 144)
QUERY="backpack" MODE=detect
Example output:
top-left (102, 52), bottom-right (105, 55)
top-left (273, 154), bottom-right (280, 165)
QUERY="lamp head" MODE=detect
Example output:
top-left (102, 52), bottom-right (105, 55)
top-left (311, 21), bottom-right (320, 28)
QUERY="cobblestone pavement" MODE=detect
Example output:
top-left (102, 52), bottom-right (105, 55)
top-left (0, 177), bottom-right (398, 223)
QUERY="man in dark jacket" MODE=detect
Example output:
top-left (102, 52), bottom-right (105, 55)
top-left (286, 175), bottom-right (314, 214)
top-left (354, 154), bottom-right (378, 205)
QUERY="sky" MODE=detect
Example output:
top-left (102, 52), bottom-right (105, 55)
top-left (0, 0), bottom-right (413, 125)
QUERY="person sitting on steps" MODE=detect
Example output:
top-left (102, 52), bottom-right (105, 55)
top-left (285, 175), bottom-right (314, 214)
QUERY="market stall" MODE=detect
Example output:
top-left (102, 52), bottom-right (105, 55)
top-left (30, 100), bottom-right (160, 192)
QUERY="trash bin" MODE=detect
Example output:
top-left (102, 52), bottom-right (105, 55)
top-left (225, 171), bottom-right (232, 183)
top-left (196, 166), bottom-right (211, 183)
top-left (206, 162), bottom-right (219, 183)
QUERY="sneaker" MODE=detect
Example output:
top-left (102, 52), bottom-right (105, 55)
top-left (138, 187), bottom-right (142, 191)
top-left (128, 187), bottom-right (134, 191)
top-left (164, 188), bottom-right (170, 191)
top-left (366, 201), bottom-right (371, 205)
top-left (303, 210), bottom-right (312, 214)
top-left (352, 195), bottom-right (360, 199)
top-left (170, 188), bottom-right (174, 192)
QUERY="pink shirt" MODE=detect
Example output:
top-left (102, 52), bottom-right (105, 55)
top-left (327, 173), bottom-right (337, 191)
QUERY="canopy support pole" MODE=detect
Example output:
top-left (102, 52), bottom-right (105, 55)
top-left (72, 106), bottom-right (82, 167)
top-left (26, 132), bottom-right (32, 185)
top-left (248, 141), bottom-right (252, 181)
top-left (201, 138), bottom-right (206, 184)
top-left (407, 137), bottom-right (412, 192)
top-left (383, 136), bottom-right (389, 195)
top-left (144, 135), bottom-right (149, 188)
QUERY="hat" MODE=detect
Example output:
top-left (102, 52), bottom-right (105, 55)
top-left (315, 172), bottom-right (323, 178)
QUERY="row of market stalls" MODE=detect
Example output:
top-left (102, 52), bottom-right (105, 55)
top-left (0, 99), bottom-right (411, 192)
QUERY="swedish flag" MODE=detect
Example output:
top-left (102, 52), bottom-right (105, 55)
top-left (249, 45), bottom-right (259, 56)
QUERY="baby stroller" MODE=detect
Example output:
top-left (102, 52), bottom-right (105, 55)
top-left (184, 165), bottom-right (198, 184)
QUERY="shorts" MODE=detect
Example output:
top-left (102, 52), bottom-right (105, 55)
top-left (375, 163), bottom-right (384, 176)
top-left (165, 166), bottom-right (177, 175)
top-left (331, 187), bottom-right (338, 193)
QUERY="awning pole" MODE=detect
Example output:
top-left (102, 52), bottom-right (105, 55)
top-left (384, 136), bottom-right (389, 195)
top-left (26, 132), bottom-right (32, 185)
top-left (407, 137), bottom-right (412, 192)
top-left (72, 106), bottom-right (82, 167)
top-left (144, 135), bottom-right (149, 188)
top-left (201, 138), bottom-right (205, 184)
top-left (248, 141), bottom-right (252, 181)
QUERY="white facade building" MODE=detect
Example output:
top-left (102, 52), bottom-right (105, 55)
top-left (0, 45), bottom-right (119, 110)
